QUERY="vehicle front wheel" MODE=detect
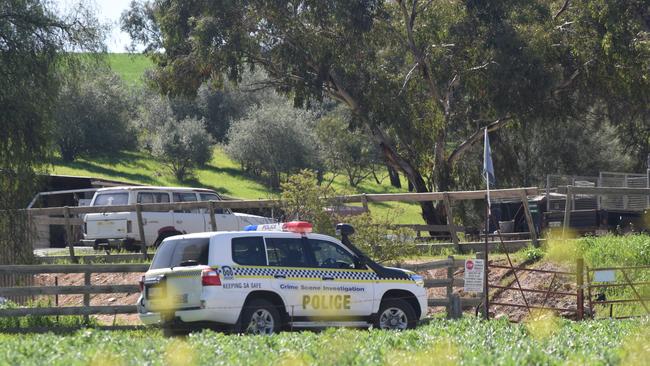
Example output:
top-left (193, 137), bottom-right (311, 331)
top-left (375, 299), bottom-right (416, 330)
top-left (238, 299), bottom-right (281, 335)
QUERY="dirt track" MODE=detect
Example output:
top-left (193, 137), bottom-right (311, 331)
top-left (34, 272), bottom-right (143, 325)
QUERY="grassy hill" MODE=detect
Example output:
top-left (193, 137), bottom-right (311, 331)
top-left (50, 148), bottom-right (425, 224)
top-left (105, 53), bottom-right (153, 86)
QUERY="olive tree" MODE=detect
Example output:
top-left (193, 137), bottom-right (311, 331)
top-left (151, 116), bottom-right (214, 181)
top-left (53, 65), bottom-right (136, 161)
top-left (316, 109), bottom-right (379, 187)
top-left (225, 101), bottom-right (320, 189)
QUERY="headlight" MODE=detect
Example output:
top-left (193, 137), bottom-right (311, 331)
top-left (410, 274), bottom-right (424, 287)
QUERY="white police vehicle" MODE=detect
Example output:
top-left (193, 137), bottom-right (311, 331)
top-left (137, 222), bottom-right (426, 335)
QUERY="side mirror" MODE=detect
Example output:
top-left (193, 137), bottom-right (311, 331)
top-left (354, 256), bottom-right (368, 269)
top-left (336, 223), bottom-right (355, 236)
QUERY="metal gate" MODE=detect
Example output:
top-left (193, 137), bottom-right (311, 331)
top-left (586, 264), bottom-right (650, 319)
top-left (485, 257), bottom-right (584, 321)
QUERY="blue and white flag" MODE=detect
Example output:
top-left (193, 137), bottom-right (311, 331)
top-left (483, 128), bottom-right (495, 211)
top-left (483, 128), bottom-right (495, 187)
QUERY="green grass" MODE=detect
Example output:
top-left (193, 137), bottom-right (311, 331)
top-left (575, 234), bottom-right (650, 318)
top-left (49, 148), bottom-right (425, 224)
top-left (105, 53), bottom-right (153, 87)
top-left (0, 318), bottom-right (647, 365)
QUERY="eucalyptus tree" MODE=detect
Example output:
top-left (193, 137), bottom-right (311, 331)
top-left (122, 0), bottom-right (649, 224)
top-left (0, 0), bottom-right (103, 262)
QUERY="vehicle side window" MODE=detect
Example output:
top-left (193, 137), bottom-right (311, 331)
top-left (265, 238), bottom-right (310, 267)
top-left (137, 192), bottom-right (170, 211)
top-left (232, 237), bottom-right (266, 266)
top-left (150, 238), bottom-right (209, 269)
top-left (93, 193), bottom-right (128, 206)
top-left (173, 192), bottom-right (199, 213)
top-left (199, 193), bottom-right (227, 214)
top-left (308, 239), bottom-right (357, 269)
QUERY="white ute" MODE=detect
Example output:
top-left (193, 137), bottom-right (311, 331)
top-left (137, 222), bottom-right (427, 335)
top-left (82, 186), bottom-right (274, 250)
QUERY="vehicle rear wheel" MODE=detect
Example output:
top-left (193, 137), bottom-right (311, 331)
top-left (376, 299), bottom-right (416, 330)
top-left (238, 299), bottom-right (281, 335)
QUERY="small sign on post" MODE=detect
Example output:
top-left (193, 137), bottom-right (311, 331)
top-left (594, 270), bottom-right (616, 283)
top-left (464, 259), bottom-right (485, 293)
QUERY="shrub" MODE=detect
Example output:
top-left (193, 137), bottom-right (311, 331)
top-left (225, 102), bottom-right (320, 188)
top-left (151, 116), bottom-right (214, 181)
top-left (279, 170), bottom-right (337, 235)
top-left (345, 212), bottom-right (418, 263)
top-left (279, 170), bottom-right (416, 262)
top-left (521, 245), bottom-right (544, 263)
top-left (316, 109), bottom-right (380, 187)
top-left (53, 66), bottom-right (136, 161)
top-left (130, 93), bottom-right (176, 151)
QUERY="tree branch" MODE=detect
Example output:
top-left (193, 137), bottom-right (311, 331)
top-left (396, 0), bottom-right (444, 108)
top-left (399, 61), bottom-right (419, 94)
top-left (447, 116), bottom-right (514, 164)
top-left (554, 0), bottom-right (570, 20)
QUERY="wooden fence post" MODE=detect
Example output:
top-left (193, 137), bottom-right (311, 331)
top-left (83, 270), bottom-right (91, 323)
top-left (476, 251), bottom-right (488, 319)
top-left (135, 204), bottom-right (147, 259)
top-left (446, 255), bottom-right (454, 317)
top-left (449, 294), bottom-right (462, 319)
top-left (361, 193), bottom-right (369, 212)
top-left (563, 185), bottom-right (573, 237)
top-left (209, 201), bottom-right (218, 231)
top-left (446, 255), bottom-right (462, 319)
top-left (443, 193), bottom-right (460, 252)
top-left (64, 206), bottom-right (77, 264)
top-left (519, 190), bottom-right (539, 247)
top-left (576, 258), bottom-right (584, 321)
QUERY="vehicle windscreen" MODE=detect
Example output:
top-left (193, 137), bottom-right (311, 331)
top-left (93, 192), bottom-right (129, 206)
top-left (150, 238), bottom-right (210, 269)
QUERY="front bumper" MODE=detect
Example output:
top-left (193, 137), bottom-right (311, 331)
top-left (417, 294), bottom-right (428, 320)
top-left (80, 238), bottom-right (137, 249)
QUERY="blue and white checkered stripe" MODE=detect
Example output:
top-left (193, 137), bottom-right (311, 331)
top-left (221, 266), bottom-right (410, 282)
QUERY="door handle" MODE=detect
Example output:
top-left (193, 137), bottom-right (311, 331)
top-left (322, 276), bottom-right (335, 281)
top-left (274, 274), bottom-right (286, 279)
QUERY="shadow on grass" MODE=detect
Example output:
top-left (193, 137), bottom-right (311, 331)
top-left (182, 177), bottom-right (233, 196)
top-left (52, 155), bottom-right (158, 185)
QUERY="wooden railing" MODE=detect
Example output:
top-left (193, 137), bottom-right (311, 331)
top-left (400, 255), bottom-right (483, 318)
top-left (0, 264), bottom-right (148, 318)
top-left (27, 187), bottom-right (539, 262)
top-left (1, 258), bottom-right (482, 323)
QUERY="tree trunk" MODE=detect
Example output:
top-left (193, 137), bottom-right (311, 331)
top-left (326, 71), bottom-right (443, 225)
top-left (387, 165), bottom-right (401, 188)
top-left (368, 126), bottom-right (444, 225)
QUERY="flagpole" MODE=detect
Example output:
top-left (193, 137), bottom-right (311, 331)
top-left (483, 128), bottom-right (490, 320)
top-left (483, 171), bottom-right (490, 320)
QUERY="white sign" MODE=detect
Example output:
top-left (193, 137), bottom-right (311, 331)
top-left (594, 270), bottom-right (616, 283)
top-left (463, 259), bottom-right (485, 293)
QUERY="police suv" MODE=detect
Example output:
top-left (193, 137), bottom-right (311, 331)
top-left (137, 222), bottom-right (427, 334)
